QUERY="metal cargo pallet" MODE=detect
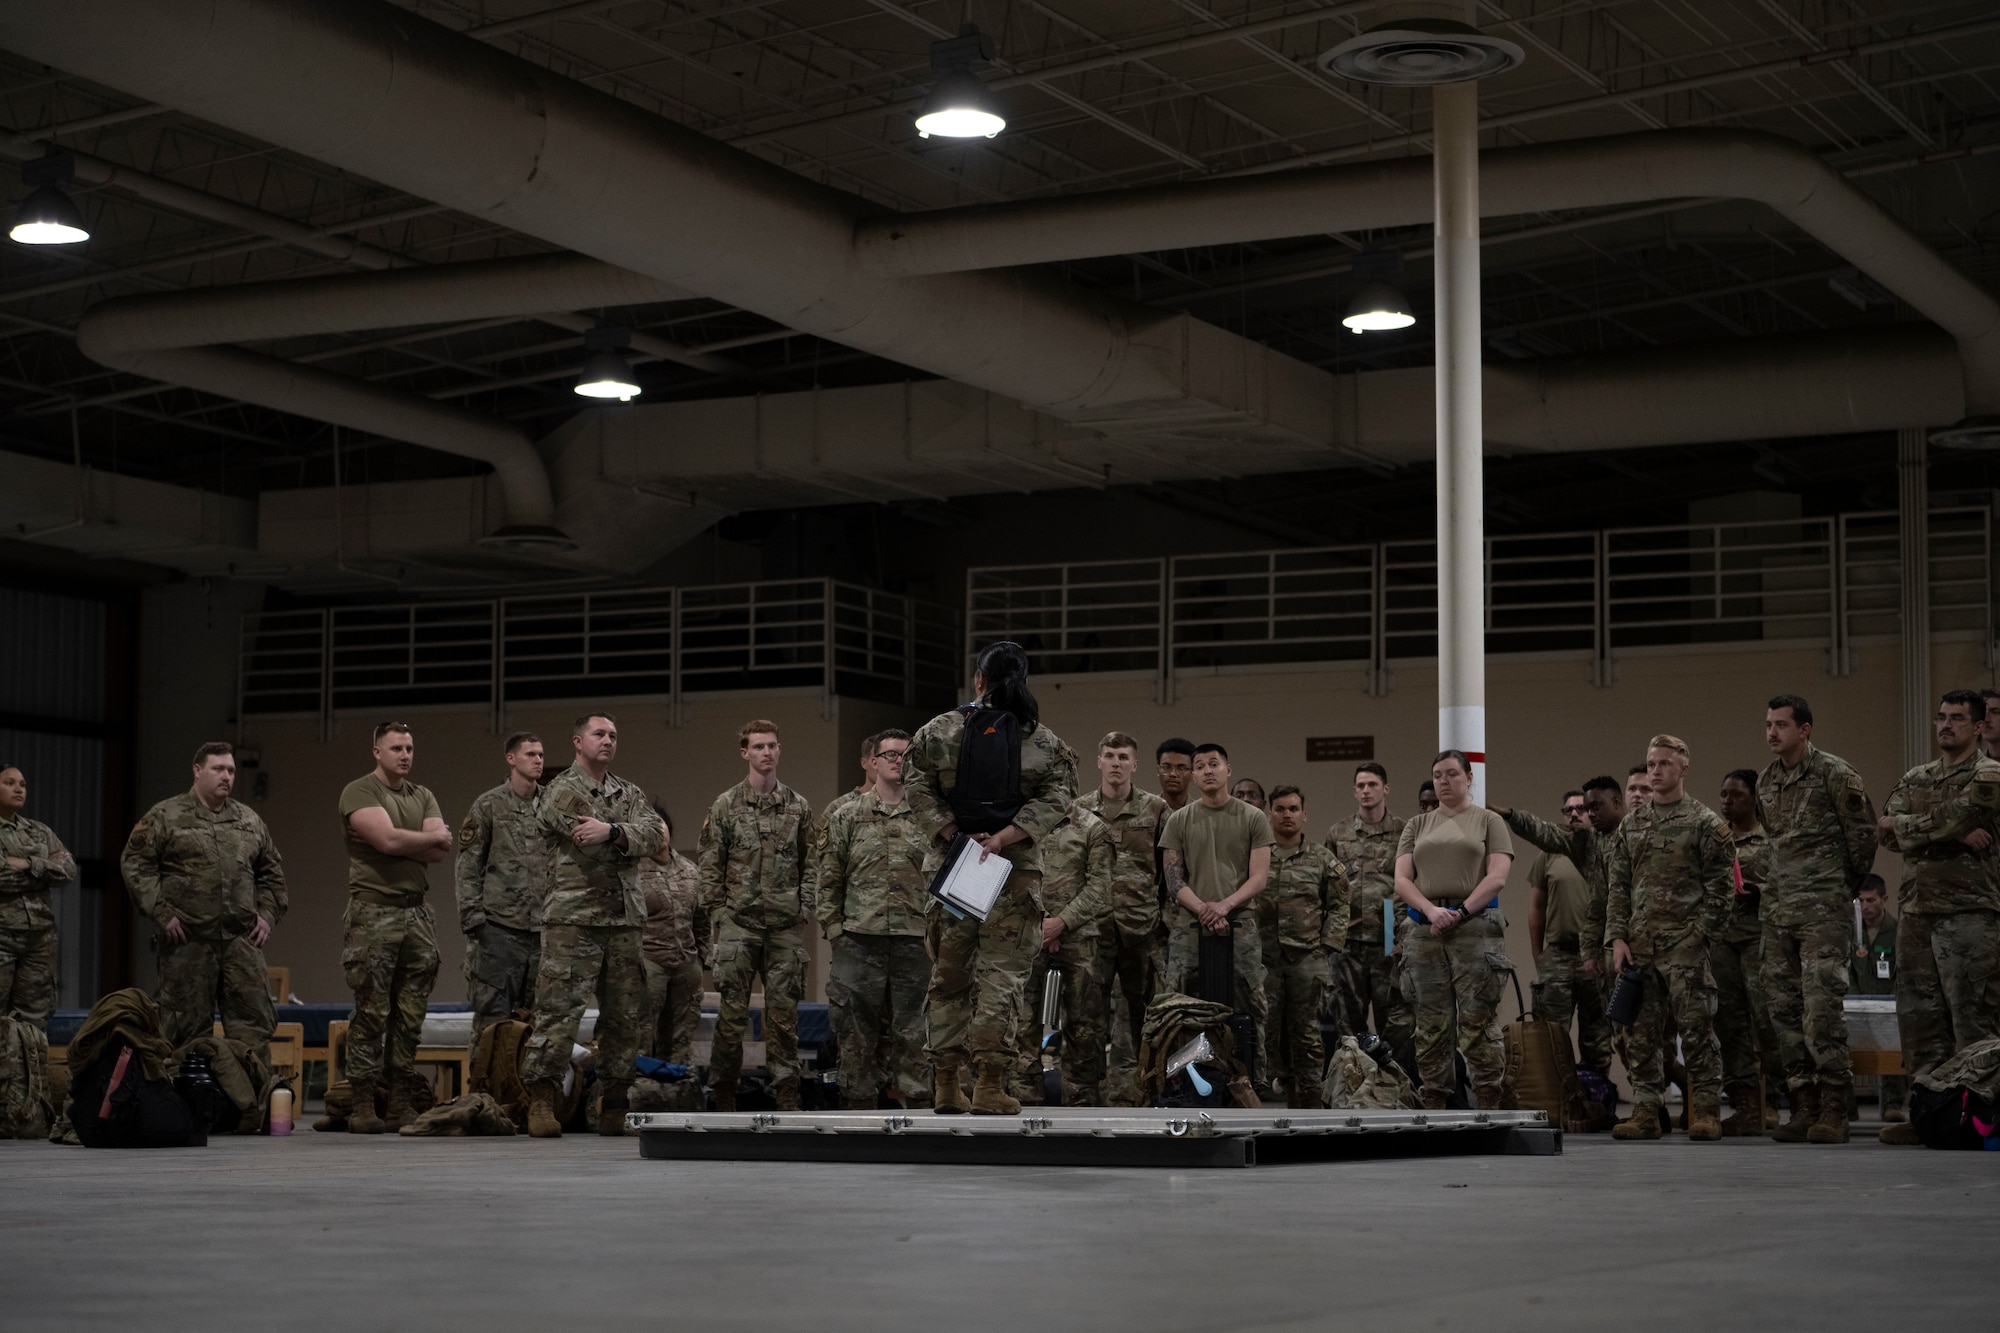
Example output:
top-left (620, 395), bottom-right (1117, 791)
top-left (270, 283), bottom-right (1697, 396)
top-left (630, 1106), bottom-right (1560, 1168)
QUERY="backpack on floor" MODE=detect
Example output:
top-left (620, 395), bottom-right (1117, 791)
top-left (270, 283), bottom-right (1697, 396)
top-left (1910, 1035), bottom-right (2000, 1150)
top-left (0, 1015), bottom-right (52, 1139)
top-left (946, 705), bottom-right (1023, 835)
top-left (68, 1040), bottom-right (197, 1148)
top-left (469, 1019), bottom-right (587, 1130)
top-left (1504, 974), bottom-right (1586, 1130)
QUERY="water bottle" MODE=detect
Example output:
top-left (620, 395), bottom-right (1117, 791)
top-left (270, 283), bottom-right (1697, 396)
top-left (269, 1086), bottom-right (294, 1136)
top-left (1605, 966), bottom-right (1645, 1027)
top-left (175, 1053), bottom-right (218, 1147)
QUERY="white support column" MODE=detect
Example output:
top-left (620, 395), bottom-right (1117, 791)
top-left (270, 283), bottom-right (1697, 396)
top-left (1899, 426), bottom-right (1931, 770)
top-left (1433, 79), bottom-right (1487, 802)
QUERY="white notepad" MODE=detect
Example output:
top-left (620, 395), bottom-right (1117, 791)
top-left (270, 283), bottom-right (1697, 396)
top-left (928, 834), bottom-right (1013, 921)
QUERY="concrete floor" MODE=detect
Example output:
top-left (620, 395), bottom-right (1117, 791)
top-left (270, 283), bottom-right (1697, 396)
top-left (1, 1123), bottom-right (1990, 1332)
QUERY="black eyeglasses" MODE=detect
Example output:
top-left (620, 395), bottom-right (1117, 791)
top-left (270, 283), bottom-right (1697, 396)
top-left (876, 749), bottom-right (909, 761)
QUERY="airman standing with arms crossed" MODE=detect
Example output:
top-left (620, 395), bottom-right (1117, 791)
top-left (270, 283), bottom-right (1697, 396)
top-left (523, 712), bottom-right (662, 1137)
top-left (122, 742), bottom-right (287, 1088)
top-left (1074, 732), bottom-right (1169, 1106)
top-left (1329, 763), bottom-right (1410, 1051)
top-left (700, 719), bottom-right (817, 1113)
top-left (454, 732), bottom-right (552, 1051)
top-left (1758, 694), bottom-right (1878, 1145)
top-left (1259, 785), bottom-right (1349, 1108)
top-left (1873, 689), bottom-right (2000, 1146)
top-left (816, 728), bottom-right (933, 1110)
top-left (1603, 735), bottom-right (1735, 1141)
top-left (337, 723), bottom-right (452, 1133)
top-left (0, 764), bottom-right (76, 1029)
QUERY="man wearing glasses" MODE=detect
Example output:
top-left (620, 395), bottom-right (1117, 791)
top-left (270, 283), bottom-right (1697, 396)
top-left (815, 728), bottom-right (933, 1109)
top-left (1527, 791), bottom-right (1614, 1085)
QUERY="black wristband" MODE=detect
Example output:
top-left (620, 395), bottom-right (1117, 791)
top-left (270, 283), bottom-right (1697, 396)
top-left (606, 823), bottom-right (620, 845)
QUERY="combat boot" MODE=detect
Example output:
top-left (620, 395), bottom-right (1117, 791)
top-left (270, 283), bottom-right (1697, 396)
top-left (1878, 1120), bottom-right (1923, 1146)
top-left (932, 1057), bottom-right (969, 1114)
top-left (710, 1080), bottom-right (737, 1113)
top-left (1687, 1095), bottom-right (1723, 1142)
top-left (1807, 1082), bottom-right (1850, 1144)
top-left (1612, 1107), bottom-right (1664, 1140)
top-left (1014, 1069), bottom-right (1044, 1106)
top-left (772, 1080), bottom-right (800, 1112)
top-left (525, 1080), bottom-right (563, 1138)
top-left (345, 1079), bottom-right (387, 1135)
top-left (1772, 1083), bottom-right (1819, 1143)
top-left (597, 1083), bottom-right (631, 1137)
top-left (383, 1077), bottom-right (422, 1132)
top-left (1720, 1086), bottom-right (1764, 1137)
top-left (901, 1091), bottom-right (933, 1110)
top-left (1419, 1087), bottom-right (1449, 1112)
top-left (970, 1056), bottom-right (1022, 1115)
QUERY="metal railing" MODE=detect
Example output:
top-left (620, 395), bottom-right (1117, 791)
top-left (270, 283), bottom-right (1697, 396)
top-left (967, 507), bottom-right (1994, 685)
top-left (239, 579), bottom-right (962, 724)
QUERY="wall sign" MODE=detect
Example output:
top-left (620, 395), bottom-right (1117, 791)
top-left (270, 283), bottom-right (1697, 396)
top-left (1306, 735), bottom-right (1374, 762)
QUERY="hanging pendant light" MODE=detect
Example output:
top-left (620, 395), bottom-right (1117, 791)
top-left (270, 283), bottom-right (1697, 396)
top-left (574, 325), bottom-right (641, 401)
top-left (1342, 281), bottom-right (1417, 333)
top-left (9, 153), bottom-right (89, 246)
top-left (915, 26), bottom-right (1005, 140)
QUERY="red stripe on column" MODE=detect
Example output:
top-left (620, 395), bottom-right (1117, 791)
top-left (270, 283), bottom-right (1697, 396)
top-left (1463, 751), bottom-right (1487, 763)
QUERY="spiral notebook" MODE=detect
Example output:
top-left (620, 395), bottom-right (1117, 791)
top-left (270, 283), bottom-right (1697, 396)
top-left (926, 833), bottom-right (1012, 921)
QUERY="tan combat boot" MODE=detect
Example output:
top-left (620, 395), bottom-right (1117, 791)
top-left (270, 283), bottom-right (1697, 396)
top-left (1687, 1095), bottom-right (1723, 1142)
top-left (345, 1079), bottom-right (387, 1135)
top-left (526, 1080), bottom-right (563, 1138)
top-left (772, 1080), bottom-right (801, 1112)
top-left (383, 1078), bottom-right (421, 1132)
top-left (1719, 1086), bottom-right (1764, 1137)
top-left (932, 1057), bottom-right (969, 1114)
top-left (1807, 1082), bottom-right (1850, 1144)
top-left (1878, 1120), bottom-right (1923, 1145)
top-left (971, 1056), bottom-right (1022, 1115)
top-left (710, 1080), bottom-right (737, 1113)
top-left (1772, 1083), bottom-right (1819, 1143)
top-left (1612, 1106), bottom-right (1664, 1140)
top-left (1418, 1087), bottom-right (1449, 1112)
top-left (597, 1083), bottom-right (631, 1137)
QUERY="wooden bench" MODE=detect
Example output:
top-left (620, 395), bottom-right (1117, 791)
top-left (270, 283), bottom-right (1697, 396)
top-left (325, 1019), bottom-right (471, 1102)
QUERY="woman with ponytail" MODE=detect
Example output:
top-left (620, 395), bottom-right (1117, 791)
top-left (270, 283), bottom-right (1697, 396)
top-left (904, 642), bottom-right (1078, 1114)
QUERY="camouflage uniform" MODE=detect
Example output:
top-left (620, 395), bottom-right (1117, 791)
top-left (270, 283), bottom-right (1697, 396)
top-left (1076, 786), bottom-right (1168, 1103)
top-left (1256, 840), bottom-right (1350, 1106)
top-left (1878, 754), bottom-right (2000, 1089)
top-left (1396, 810), bottom-right (1514, 1108)
top-left (1503, 810), bottom-right (1616, 1073)
top-left (521, 765), bottom-right (663, 1091)
top-left (816, 792), bottom-right (931, 1103)
top-left (1014, 806), bottom-right (1115, 1105)
top-left (1525, 850), bottom-right (1613, 1075)
top-left (1757, 746), bottom-right (1877, 1096)
top-left (1328, 814), bottom-right (1412, 1053)
top-left (1604, 795), bottom-right (1734, 1113)
top-left (453, 782), bottom-right (551, 1049)
top-left (120, 793), bottom-right (287, 1070)
top-left (698, 780), bottom-right (817, 1096)
top-left (639, 849), bottom-right (707, 1066)
top-left (906, 709), bottom-right (1077, 1069)
top-left (1712, 824), bottom-right (1784, 1113)
top-left (0, 813), bottom-right (73, 1025)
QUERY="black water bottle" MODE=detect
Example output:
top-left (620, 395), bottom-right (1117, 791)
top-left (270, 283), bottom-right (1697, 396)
top-left (1605, 966), bottom-right (1646, 1027)
top-left (175, 1053), bottom-right (218, 1147)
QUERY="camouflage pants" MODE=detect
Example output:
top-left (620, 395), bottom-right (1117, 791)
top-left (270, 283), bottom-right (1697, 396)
top-left (827, 931), bottom-right (931, 1102)
top-left (464, 922), bottom-right (541, 1051)
top-left (1094, 922), bottom-right (1160, 1097)
top-left (1166, 909), bottom-right (1269, 1079)
top-left (1761, 916), bottom-right (1852, 1091)
top-left (1619, 942), bottom-right (1723, 1108)
top-left (1531, 944), bottom-right (1613, 1074)
top-left (522, 924), bottom-right (645, 1088)
top-left (340, 901), bottom-right (440, 1085)
top-left (711, 917), bottom-right (807, 1091)
top-left (0, 925), bottom-right (55, 1026)
top-left (1337, 938), bottom-right (1413, 1054)
top-left (154, 932), bottom-right (276, 1075)
top-left (926, 872), bottom-right (1041, 1065)
top-left (1015, 928), bottom-right (1106, 1103)
top-left (641, 956), bottom-right (704, 1067)
top-left (1709, 932), bottom-right (1783, 1106)
top-left (1896, 909), bottom-right (2000, 1085)
top-left (1263, 946), bottom-right (1332, 1103)
top-left (1398, 910), bottom-right (1511, 1106)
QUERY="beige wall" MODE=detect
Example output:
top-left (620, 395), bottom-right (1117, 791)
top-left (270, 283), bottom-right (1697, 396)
top-left (234, 638), bottom-right (1985, 1009)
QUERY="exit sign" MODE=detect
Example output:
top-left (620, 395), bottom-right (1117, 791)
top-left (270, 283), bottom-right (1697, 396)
top-left (1306, 736), bottom-right (1374, 762)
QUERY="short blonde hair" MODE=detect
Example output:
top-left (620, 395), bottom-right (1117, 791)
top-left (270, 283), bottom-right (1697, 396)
top-left (1098, 731), bottom-right (1138, 753)
top-left (739, 719), bottom-right (781, 746)
top-left (1647, 733), bottom-right (1690, 759)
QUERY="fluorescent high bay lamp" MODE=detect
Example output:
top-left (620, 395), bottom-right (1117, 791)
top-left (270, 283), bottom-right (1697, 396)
top-left (1342, 281), bottom-right (1417, 333)
top-left (9, 154), bottom-right (89, 246)
top-left (573, 326), bottom-right (641, 401)
top-left (915, 26), bottom-right (1005, 139)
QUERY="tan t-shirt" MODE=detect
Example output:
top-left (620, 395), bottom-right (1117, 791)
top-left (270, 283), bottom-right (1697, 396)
top-left (339, 773), bottom-right (443, 906)
top-left (1397, 806), bottom-right (1513, 902)
top-left (1529, 850), bottom-right (1589, 942)
top-left (1160, 797), bottom-right (1275, 903)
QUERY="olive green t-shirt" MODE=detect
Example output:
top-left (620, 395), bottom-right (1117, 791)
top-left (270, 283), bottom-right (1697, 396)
top-left (339, 773), bottom-right (443, 906)
top-left (1396, 807), bottom-right (1513, 903)
top-left (1529, 850), bottom-right (1589, 942)
top-left (1160, 797), bottom-right (1275, 903)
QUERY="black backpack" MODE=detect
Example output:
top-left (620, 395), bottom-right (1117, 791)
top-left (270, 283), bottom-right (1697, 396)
top-left (947, 705), bottom-right (1023, 835)
top-left (1909, 1083), bottom-right (2000, 1150)
top-left (68, 1041), bottom-right (198, 1149)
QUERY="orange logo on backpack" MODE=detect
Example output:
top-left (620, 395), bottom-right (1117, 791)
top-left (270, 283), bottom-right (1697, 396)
top-left (983, 727), bottom-right (998, 735)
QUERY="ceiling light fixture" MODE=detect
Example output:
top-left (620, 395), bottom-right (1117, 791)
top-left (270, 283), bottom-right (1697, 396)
top-left (9, 153), bottom-right (89, 246)
top-left (1342, 281), bottom-right (1418, 332)
top-left (915, 26), bottom-right (1005, 140)
top-left (573, 325), bottom-right (641, 401)
top-left (1931, 416), bottom-right (2000, 451)
top-left (1319, 18), bottom-right (1525, 86)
